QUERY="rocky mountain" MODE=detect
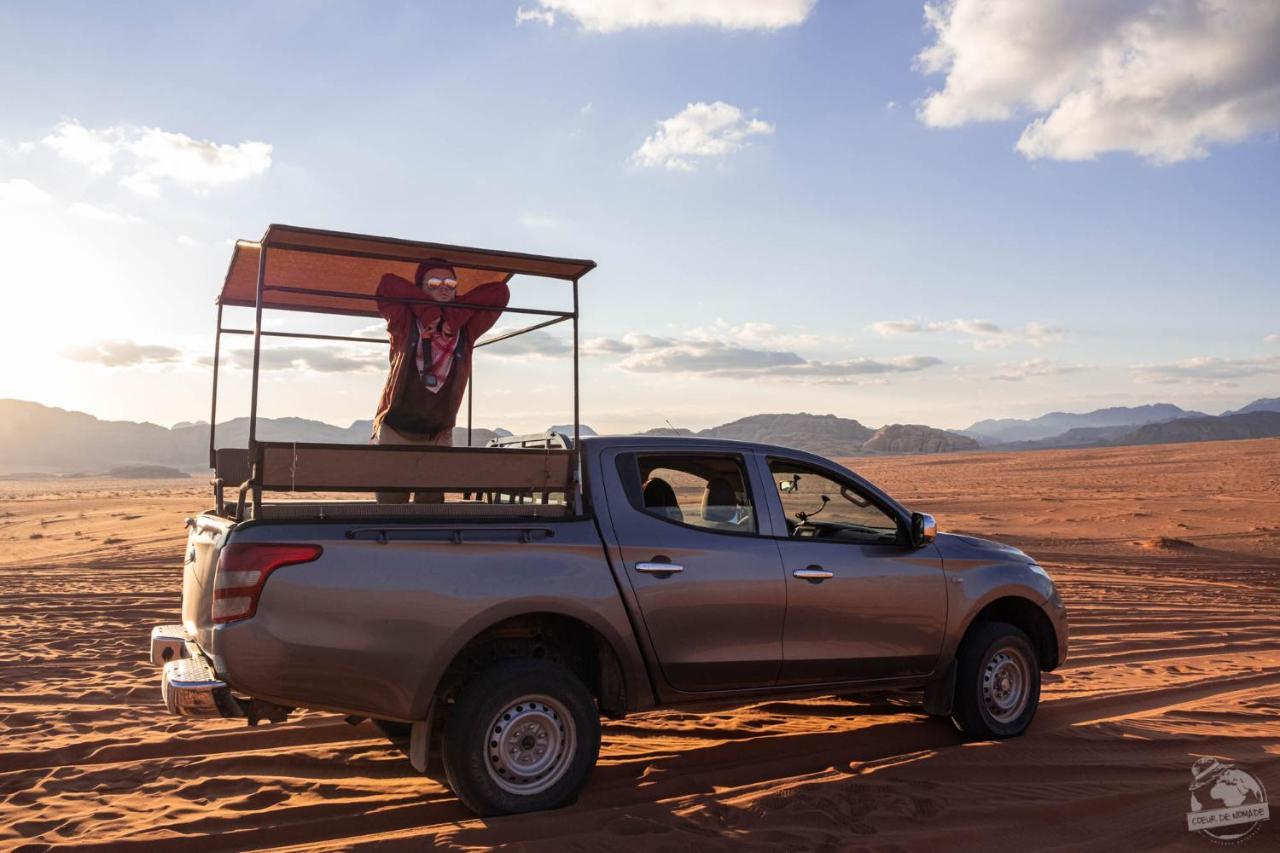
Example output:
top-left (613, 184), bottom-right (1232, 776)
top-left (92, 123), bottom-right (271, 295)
top-left (698, 413), bottom-right (874, 457)
top-left (0, 400), bottom-right (518, 474)
top-left (643, 415), bottom-right (973, 457)
top-left (963, 403), bottom-right (1204, 444)
top-left (994, 425), bottom-right (1136, 451)
top-left (1121, 411), bottom-right (1280, 445)
top-left (1223, 397), bottom-right (1280, 416)
top-left (861, 424), bottom-right (981, 454)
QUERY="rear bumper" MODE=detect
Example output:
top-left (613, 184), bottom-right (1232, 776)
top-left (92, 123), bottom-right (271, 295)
top-left (151, 624), bottom-right (243, 719)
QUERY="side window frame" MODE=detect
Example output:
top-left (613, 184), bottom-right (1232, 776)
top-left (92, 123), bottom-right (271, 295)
top-left (760, 455), bottom-right (910, 546)
top-left (614, 451), bottom-right (764, 538)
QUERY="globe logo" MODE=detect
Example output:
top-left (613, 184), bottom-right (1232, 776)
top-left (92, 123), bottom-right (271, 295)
top-left (1186, 757), bottom-right (1269, 844)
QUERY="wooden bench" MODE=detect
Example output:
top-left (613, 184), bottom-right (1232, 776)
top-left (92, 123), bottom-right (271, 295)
top-left (214, 442), bottom-right (574, 519)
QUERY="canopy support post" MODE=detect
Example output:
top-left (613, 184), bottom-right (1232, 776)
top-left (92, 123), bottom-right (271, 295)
top-left (572, 276), bottom-right (581, 511)
top-left (467, 365), bottom-right (474, 447)
top-left (208, 303), bottom-right (223, 469)
top-left (248, 242), bottom-right (268, 514)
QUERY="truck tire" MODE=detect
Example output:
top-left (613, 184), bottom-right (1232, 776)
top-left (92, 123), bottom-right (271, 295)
top-left (950, 621), bottom-right (1040, 739)
top-left (441, 658), bottom-right (600, 816)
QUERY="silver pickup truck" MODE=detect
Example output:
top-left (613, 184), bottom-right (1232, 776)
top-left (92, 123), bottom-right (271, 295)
top-left (151, 433), bottom-right (1067, 816)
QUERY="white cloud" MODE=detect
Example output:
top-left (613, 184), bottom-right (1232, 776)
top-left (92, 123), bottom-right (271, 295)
top-left (516, 0), bottom-right (814, 33)
top-left (0, 178), bottom-right (53, 205)
top-left (915, 0), bottom-right (1280, 164)
top-left (176, 235), bottom-right (202, 247)
top-left (633, 101), bottom-right (774, 171)
top-left (218, 346), bottom-right (385, 374)
top-left (42, 120), bottom-right (272, 195)
top-left (0, 140), bottom-right (36, 158)
top-left (65, 340), bottom-right (182, 367)
top-left (873, 318), bottom-right (1064, 350)
top-left (67, 202), bottom-right (142, 224)
top-left (515, 6), bottom-right (556, 26)
top-left (990, 358), bottom-right (1084, 382)
top-left (1265, 333), bottom-right (1279, 343)
top-left (481, 329), bottom-right (573, 358)
top-left (581, 329), bottom-right (941, 383)
top-left (43, 122), bottom-right (120, 173)
top-left (352, 322), bottom-right (389, 339)
top-left (1132, 354), bottom-right (1280, 384)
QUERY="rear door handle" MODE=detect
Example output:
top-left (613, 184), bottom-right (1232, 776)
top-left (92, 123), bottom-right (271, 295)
top-left (635, 562), bottom-right (684, 574)
top-left (793, 567), bottom-right (834, 580)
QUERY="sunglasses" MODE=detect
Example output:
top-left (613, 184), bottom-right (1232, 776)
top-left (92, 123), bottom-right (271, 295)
top-left (424, 277), bottom-right (458, 290)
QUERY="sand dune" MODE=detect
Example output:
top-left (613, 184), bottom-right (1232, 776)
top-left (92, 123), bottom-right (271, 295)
top-left (2, 439), bottom-right (1278, 850)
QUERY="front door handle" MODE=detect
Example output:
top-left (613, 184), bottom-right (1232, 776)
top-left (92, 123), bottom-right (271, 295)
top-left (793, 567), bottom-right (834, 581)
top-left (636, 562), bottom-right (684, 574)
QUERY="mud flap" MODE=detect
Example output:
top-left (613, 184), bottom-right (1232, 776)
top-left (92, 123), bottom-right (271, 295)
top-left (923, 661), bottom-right (956, 716)
top-left (409, 705), bottom-right (434, 773)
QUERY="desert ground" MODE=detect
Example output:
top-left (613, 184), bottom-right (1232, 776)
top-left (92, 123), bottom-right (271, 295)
top-left (2, 438), bottom-right (1277, 851)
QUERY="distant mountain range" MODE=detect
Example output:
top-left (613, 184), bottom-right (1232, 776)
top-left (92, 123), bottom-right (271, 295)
top-left (646, 413), bottom-right (978, 456)
top-left (961, 403), bottom-right (1207, 444)
top-left (961, 400), bottom-right (1280, 450)
top-left (0, 397), bottom-right (1277, 474)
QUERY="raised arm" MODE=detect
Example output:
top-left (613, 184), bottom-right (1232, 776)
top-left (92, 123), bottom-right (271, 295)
top-left (375, 273), bottom-right (443, 333)
top-left (440, 281), bottom-right (511, 339)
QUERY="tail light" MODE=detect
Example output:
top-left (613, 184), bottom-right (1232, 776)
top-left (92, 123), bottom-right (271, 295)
top-left (212, 543), bottom-right (322, 624)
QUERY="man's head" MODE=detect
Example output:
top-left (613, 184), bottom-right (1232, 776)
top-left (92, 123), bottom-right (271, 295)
top-left (415, 259), bottom-right (458, 303)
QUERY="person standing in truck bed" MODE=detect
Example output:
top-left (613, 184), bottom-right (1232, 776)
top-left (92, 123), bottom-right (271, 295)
top-left (372, 259), bottom-right (509, 502)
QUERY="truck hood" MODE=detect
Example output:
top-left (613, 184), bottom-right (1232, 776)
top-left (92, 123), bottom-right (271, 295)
top-left (933, 532), bottom-right (1037, 565)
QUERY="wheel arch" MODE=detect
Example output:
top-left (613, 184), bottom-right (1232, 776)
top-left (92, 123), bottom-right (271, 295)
top-left (959, 595), bottom-right (1061, 671)
top-left (411, 603), bottom-right (635, 720)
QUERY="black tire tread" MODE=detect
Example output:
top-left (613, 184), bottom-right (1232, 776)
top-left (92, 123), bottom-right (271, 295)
top-left (441, 658), bottom-right (600, 816)
top-left (951, 620), bottom-right (1041, 739)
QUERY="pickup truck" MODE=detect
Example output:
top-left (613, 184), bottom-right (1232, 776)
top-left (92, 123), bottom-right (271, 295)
top-left (151, 433), bottom-right (1067, 816)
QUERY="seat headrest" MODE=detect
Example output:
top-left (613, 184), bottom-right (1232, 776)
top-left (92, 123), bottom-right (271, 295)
top-left (702, 477), bottom-right (739, 524)
top-left (642, 477), bottom-right (683, 522)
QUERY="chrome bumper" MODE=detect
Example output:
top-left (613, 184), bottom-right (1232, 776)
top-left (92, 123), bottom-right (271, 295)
top-left (150, 623), bottom-right (189, 665)
top-left (151, 624), bottom-right (242, 718)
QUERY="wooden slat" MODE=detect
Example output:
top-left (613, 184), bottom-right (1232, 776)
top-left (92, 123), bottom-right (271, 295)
top-left (256, 443), bottom-right (572, 492)
top-left (214, 448), bottom-right (251, 484)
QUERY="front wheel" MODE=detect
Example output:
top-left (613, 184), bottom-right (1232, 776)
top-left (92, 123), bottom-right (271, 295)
top-left (951, 621), bottom-right (1040, 739)
top-left (441, 658), bottom-right (600, 816)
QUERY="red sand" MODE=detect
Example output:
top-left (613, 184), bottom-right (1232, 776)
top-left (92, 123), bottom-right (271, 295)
top-left (2, 438), bottom-right (1278, 850)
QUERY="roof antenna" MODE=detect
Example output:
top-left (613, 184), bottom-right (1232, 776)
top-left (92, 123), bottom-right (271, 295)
top-left (663, 417), bottom-right (680, 436)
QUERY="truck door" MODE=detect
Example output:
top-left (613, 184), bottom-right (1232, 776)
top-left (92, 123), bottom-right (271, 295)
top-left (760, 456), bottom-right (947, 685)
top-left (601, 450), bottom-right (786, 692)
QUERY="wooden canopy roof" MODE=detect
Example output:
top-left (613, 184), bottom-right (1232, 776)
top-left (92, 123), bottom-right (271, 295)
top-left (218, 224), bottom-right (596, 318)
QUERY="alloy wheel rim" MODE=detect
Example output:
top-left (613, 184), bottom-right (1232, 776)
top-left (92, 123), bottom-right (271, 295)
top-left (981, 645), bottom-right (1030, 724)
top-left (485, 694), bottom-right (575, 795)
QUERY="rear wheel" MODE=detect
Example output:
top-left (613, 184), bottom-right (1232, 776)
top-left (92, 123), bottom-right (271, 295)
top-left (441, 658), bottom-right (600, 816)
top-left (951, 621), bottom-right (1040, 739)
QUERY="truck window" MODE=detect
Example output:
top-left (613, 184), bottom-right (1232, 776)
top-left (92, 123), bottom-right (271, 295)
top-left (769, 460), bottom-right (900, 544)
top-left (623, 454), bottom-right (757, 535)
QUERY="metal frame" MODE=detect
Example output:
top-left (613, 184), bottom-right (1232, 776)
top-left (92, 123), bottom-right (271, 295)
top-left (208, 225), bottom-right (592, 510)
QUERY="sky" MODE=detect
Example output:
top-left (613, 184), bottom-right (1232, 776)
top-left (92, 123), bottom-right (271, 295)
top-left (0, 0), bottom-right (1277, 434)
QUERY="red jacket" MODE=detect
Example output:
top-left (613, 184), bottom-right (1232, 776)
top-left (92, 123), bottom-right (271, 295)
top-left (372, 274), bottom-right (510, 439)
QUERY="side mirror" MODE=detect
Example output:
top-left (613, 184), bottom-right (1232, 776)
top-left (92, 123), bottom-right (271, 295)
top-left (779, 477), bottom-right (798, 493)
top-left (911, 512), bottom-right (937, 546)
